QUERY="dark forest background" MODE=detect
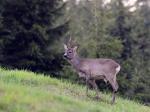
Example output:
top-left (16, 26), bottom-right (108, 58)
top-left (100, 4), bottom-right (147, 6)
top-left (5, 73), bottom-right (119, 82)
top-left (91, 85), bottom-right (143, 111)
top-left (0, 0), bottom-right (149, 105)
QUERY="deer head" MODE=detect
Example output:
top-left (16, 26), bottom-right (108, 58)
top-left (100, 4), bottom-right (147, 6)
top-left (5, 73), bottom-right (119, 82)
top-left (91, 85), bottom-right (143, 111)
top-left (63, 38), bottom-right (78, 60)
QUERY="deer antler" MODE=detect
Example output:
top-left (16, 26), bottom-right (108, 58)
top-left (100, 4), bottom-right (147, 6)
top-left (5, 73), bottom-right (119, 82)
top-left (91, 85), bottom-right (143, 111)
top-left (67, 37), bottom-right (73, 47)
top-left (68, 37), bottom-right (78, 48)
top-left (69, 37), bottom-right (72, 43)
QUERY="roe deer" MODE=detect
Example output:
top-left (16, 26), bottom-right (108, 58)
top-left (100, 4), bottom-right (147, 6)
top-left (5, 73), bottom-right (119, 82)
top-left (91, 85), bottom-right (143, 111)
top-left (63, 38), bottom-right (121, 104)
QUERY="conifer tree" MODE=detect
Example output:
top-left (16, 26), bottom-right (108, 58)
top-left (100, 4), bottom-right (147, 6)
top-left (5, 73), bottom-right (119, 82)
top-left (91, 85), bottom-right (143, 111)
top-left (0, 0), bottom-right (68, 74)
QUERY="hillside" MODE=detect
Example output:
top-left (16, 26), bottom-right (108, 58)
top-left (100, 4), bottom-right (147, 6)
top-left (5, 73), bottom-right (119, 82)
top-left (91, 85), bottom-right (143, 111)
top-left (0, 68), bottom-right (149, 112)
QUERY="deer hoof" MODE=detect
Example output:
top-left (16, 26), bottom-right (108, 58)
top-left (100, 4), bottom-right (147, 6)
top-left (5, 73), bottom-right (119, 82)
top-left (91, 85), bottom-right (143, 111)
top-left (95, 96), bottom-right (101, 100)
top-left (111, 101), bottom-right (114, 105)
top-left (111, 99), bottom-right (116, 105)
top-left (87, 93), bottom-right (92, 97)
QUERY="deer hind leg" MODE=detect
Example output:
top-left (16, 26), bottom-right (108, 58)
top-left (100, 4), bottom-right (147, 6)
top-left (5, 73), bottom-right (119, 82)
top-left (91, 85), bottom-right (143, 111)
top-left (107, 76), bottom-right (118, 104)
top-left (111, 81), bottom-right (118, 104)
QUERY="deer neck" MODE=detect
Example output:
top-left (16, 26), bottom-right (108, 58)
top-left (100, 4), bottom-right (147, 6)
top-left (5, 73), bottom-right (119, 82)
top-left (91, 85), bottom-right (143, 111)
top-left (70, 55), bottom-right (81, 70)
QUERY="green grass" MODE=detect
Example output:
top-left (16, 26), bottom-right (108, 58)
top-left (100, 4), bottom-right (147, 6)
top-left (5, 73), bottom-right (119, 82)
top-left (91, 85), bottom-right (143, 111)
top-left (0, 68), bottom-right (149, 112)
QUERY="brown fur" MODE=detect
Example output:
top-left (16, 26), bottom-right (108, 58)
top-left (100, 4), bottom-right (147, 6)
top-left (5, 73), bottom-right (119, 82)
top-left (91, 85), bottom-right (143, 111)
top-left (64, 43), bottom-right (121, 104)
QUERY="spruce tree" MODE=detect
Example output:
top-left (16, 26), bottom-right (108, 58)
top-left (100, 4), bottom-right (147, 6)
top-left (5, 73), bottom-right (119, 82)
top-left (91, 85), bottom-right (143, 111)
top-left (0, 0), bottom-right (68, 75)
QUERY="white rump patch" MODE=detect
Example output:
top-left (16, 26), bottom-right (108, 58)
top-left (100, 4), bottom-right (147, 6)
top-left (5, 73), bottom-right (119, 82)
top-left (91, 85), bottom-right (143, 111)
top-left (116, 65), bottom-right (121, 73)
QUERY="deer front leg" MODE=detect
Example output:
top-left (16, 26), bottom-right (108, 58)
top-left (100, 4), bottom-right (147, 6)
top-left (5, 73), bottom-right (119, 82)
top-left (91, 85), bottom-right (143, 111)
top-left (90, 80), bottom-right (100, 100)
top-left (85, 76), bottom-right (90, 96)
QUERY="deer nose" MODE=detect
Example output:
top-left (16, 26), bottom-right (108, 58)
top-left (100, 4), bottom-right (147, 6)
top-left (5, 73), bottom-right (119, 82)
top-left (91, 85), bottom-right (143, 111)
top-left (63, 54), bottom-right (67, 58)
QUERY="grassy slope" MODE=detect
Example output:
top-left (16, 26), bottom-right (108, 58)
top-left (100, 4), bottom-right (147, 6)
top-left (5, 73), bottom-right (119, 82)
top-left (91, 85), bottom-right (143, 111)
top-left (0, 68), bottom-right (149, 112)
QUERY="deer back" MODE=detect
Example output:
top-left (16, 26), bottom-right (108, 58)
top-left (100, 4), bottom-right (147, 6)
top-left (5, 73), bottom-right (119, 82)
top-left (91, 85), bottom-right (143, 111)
top-left (75, 58), bottom-right (120, 79)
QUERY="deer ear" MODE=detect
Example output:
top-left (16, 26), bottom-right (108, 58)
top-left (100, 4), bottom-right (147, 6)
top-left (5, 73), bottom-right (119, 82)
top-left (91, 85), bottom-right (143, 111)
top-left (64, 44), bottom-right (68, 50)
top-left (73, 46), bottom-right (78, 51)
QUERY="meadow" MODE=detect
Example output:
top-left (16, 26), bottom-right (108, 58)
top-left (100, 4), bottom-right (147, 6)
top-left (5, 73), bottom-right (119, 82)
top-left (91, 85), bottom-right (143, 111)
top-left (0, 68), bottom-right (149, 112)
